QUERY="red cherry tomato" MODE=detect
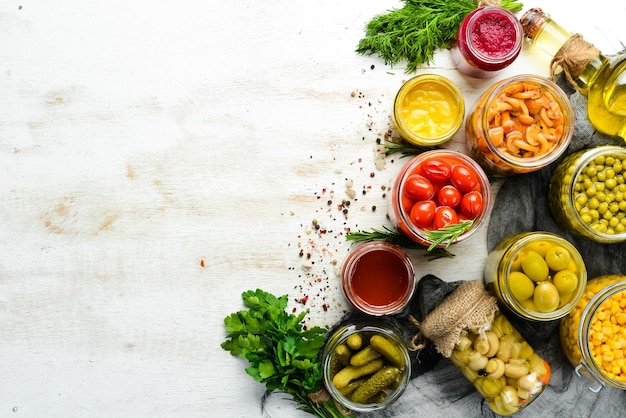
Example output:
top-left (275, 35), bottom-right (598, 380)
top-left (437, 185), bottom-right (462, 208)
top-left (460, 190), bottom-right (484, 218)
top-left (401, 193), bottom-right (416, 214)
top-left (433, 206), bottom-right (459, 230)
top-left (421, 158), bottom-right (452, 182)
top-left (450, 164), bottom-right (478, 193)
top-left (410, 200), bottom-right (436, 228)
top-left (404, 174), bottom-right (434, 201)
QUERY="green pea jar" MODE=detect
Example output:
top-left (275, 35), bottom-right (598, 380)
top-left (549, 145), bottom-right (626, 243)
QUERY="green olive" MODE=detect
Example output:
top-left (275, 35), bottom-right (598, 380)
top-left (545, 246), bottom-right (570, 271)
top-left (553, 270), bottom-right (578, 295)
top-left (521, 251), bottom-right (549, 282)
top-left (508, 271), bottom-right (535, 302)
top-left (533, 282), bottom-right (560, 313)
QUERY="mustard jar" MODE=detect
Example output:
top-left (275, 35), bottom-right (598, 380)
top-left (548, 145), bottom-right (626, 243)
top-left (411, 280), bottom-right (550, 416)
top-left (484, 231), bottom-right (587, 321)
top-left (392, 74), bottom-right (465, 147)
top-left (560, 275), bottom-right (626, 392)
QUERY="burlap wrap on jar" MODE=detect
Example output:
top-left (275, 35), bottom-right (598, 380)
top-left (410, 280), bottom-right (499, 357)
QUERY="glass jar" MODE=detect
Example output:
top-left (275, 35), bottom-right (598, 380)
top-left (560, 275), bottom-right (626, 392)
top-left (484, 231), bottom-right (587, 321)
top-left (388, 149), bottom-right (492, 247)
top-left (451, 6), bottom-right (523, 78)
top-left (466, 74), bottom-right (574, 175)
top-left (393, 74), bottom-right (465, 146)
top-left (449, 310), bottom-right (551, 415)
top-left (549, 145), bottom-right (626, 243)
top-left (321, 318), bottom-right (411, 412)
top-left (341, 242), bottom-right (415, 316)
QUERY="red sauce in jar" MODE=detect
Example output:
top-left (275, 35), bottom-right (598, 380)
top-left (341, 242), bottom-right (415, 316)
top-left (350, 250), bottom-right (409, 306)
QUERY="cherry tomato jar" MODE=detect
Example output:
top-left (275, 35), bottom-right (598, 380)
top-left (466, 75), bottom-right (574, 175)
top-left (341, 242), bottom-right (415, 316)
top-left (484, 231), bottom-right (587, 321)
top-left (321, 317), bottom-right (411, 412)
top-left (560, 275), bottom-right (626, 392)
top-left (388, 149), bottom-right (492, 247)
top-left (392, 74), bottom-right (465, 146)
top-left (451, 6), bottom-right (524, 78)
top-left (548, 145), bottom-right (626, 243)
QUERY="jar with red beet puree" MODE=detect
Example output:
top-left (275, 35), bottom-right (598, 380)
top-left (341, 242), bottom-right (415, 316)
top-left (451, 6), bottom-right (523, 78)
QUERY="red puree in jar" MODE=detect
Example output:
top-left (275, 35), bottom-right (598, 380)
top-left (451, 6), bottom-right (523, 78)
top-left (350, 250), bottom-right (409, 306)
top-left (471, 12), bottom-right (517, 58)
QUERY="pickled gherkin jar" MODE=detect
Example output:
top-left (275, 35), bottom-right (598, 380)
top-left (412, 280), bottom-right (550, 416)
top-left (548, 145), bottom-right (626, 243)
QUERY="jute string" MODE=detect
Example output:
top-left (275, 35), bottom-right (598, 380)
top-left (477, 0), bottom-right (501, 7)
top-left (550, 34), bottom-right (600, 95)
top-left (409, 280), bottom-right (498, 358)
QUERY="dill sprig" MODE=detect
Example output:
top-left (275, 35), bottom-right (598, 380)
top-left (345, 226), bottom-right (455, 260)
top-left (424, 220), bottom-right (474, 250)
top-left (356, 0), bottom-right (524, 73)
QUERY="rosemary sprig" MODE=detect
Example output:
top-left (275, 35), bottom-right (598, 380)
top-left (424, 220), bottom-right (474, 250)
top-left (382, 139), bottom-right (436, 158)
top-left (345, 226), bottom-right (455, 260)
top-left (356, 0), bottom-right (524, 73)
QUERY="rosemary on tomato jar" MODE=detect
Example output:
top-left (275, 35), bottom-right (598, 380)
top-left (388, 150), bottom-right (491, 249)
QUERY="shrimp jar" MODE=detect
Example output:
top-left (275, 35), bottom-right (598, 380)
top-left (466, 75), bottom-right (574, 175)
top-left (388, 150), bottom-right (492, 248)
top-left (549, 145), bottom-right (626, 243)
top-left (393, 74), bottom-right (465, 146)
top-left (560, 275), bottom-right (626, 391)
top-left (484, 232), bottom-right (587, 321)
top-left (322, 317), bottom-right (411, 412)
top-left (341, 242), bottom-right (415, 316)
top-left (451, 6), bottom-right (524, 78)
top-left (417, 280), bottom-right (550, 416)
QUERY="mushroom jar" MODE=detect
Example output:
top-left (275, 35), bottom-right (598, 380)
top-left (466, 75), bottom-right (574, 175)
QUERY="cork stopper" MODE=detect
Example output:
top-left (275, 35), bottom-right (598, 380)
top-left (520, 7), bottom-right (548, 40)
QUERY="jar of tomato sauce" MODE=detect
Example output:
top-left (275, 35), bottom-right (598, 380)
top-left (465, 75), bottom-right (574, 175)
top-left (392, 74), bottom-right (465, 147)
top-left (451, 6), bottom-right (523, 78)
top-left (560, 275), bottom-right (626, 392)
top-left (341, 242), bottom-right (415, 316)
top-left (388, 150), bottom-right (491, 247)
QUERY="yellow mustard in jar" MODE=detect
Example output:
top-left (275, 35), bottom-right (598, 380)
top-left (393, 74), bottom-right (464, 147)
top-left (560, 275), bottom-right (626, 391)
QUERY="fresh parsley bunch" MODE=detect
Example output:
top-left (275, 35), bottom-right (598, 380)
top-left (221, 289), bottom-right (352, 417)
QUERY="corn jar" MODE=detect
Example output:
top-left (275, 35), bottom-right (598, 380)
top-left (393, 74), bottom-right (465, 147)
top-left (465, 75), bottom-right (574, 175)
top-left (560, 275), bottom-right (626, 392)
top-left (484, 232), bottom-right (587, 321)
top-left (549, 145), bottom-right (626, 243)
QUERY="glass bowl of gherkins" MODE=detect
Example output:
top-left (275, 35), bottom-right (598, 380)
top-left (321, 317), bottom-right (411, 412)
top-left (549, 145), bottom-right (626, 243)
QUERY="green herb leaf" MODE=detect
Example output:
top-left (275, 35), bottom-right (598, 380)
top-left (356, 0), bottom-right (524, 72)
top-left (425, 220), bottom-right (474, 250)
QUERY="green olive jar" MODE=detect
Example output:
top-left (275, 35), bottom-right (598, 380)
top-left (321, 318), bottom-right (411, 412)
top-left (484, 231), bottom-right (587, 321)
top-left (549, 146), bottom-right (626, 243)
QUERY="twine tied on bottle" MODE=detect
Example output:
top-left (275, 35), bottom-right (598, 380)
top-left (477, 0), bottom-right (501, 7)
top-left (550, 34), bottom-right (601, 95)
top-left (409, 280), bottom-right (499, 358)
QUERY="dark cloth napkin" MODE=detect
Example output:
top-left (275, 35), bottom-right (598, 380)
top-left (352, 77), bottom-right (626, 417)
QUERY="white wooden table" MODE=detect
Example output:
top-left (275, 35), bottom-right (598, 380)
top-left (1, 1), bottom-right (625, 417)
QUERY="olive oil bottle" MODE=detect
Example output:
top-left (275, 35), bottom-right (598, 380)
top-left (521, 8), bottom-right (626, 140)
